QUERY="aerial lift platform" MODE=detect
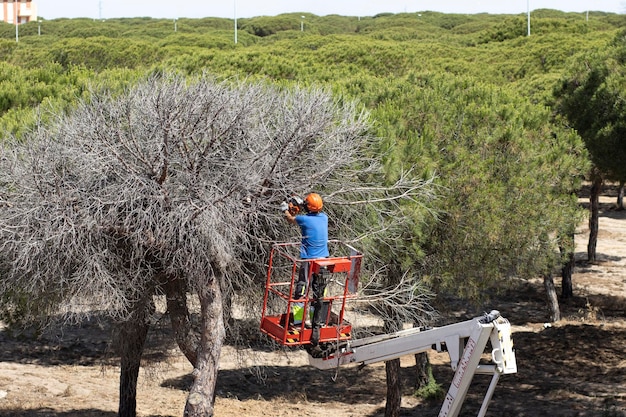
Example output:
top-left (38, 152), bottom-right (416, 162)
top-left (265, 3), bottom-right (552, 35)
top-left (260, 241), bottom-right (362, 346)
top-left (260, 242), bottom-right (517, 417)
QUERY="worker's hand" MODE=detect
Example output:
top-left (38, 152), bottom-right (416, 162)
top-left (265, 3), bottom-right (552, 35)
top-left (279, 201), bottom-right (289, 212)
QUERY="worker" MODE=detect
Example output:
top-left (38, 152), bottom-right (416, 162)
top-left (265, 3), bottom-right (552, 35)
top-left (280, 192), bottom-right (329, 327)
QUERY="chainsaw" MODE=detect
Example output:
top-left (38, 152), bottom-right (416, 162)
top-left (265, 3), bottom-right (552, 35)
top-left (286, 195), bottom-right (305, 216)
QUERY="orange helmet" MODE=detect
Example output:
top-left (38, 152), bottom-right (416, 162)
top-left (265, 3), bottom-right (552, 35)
top-left (304, 193), bottom-right (323, 213)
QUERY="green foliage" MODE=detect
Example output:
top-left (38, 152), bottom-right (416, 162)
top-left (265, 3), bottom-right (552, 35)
top-left (0, 39), bottom-right (18, 59)
top-left (0, 62), bottom-right (79, 113)
top-left (450, 18), bottom-right (498, 37)
top-left (554, 32), bottom-right (626, 182)
top-left (157, 32), bottom-right (240, 49)
top-left (0, 107), bottom-right (37, 137)
top-left (310, 14), bottom-right (360, 35)
top-left (0, 289), bottom-right (52, 331)
top-left (178, 17), bottom-right (238, 32)
top-left (0, 9), bottom-right (617, 299)
top-left (240, 15), bottom-right (302, 37)
top-left (0, 11), bottom-right (620, 94)
top-left (414, 369), bottom-right (444, 401)
top-left (0, 63), bottom-right (141, 138)
top-left (373, 72), bottom-right (588, 298)
top-left (48, 37), bottom-right (163, 71)
top-left (478, 17), bottom-right (527, 43)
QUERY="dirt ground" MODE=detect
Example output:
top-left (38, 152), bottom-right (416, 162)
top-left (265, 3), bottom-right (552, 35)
top-left (0, 190), bottom-right (625, 417)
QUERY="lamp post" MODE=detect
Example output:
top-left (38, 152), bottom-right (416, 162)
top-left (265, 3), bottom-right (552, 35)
top-left (301, 15), bottom-right (305, 32)
top-left (14, 0), bottom-right (19, 43)
top-left (527, 0), bottom-right (531, 36)
top-left (38, 19), bottom-right (42, 36)
top-left (234, 0), bottom-right (238, 44)
top-left (174, 18), bottom-right (177, 32)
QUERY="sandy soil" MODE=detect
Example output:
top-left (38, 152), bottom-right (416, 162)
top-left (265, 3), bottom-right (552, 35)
top-left (0, 191), bottom-right (625, 417)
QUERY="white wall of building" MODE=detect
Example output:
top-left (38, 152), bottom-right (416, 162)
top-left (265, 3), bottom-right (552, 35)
top-left (1, 1), bottom-right (38, 24)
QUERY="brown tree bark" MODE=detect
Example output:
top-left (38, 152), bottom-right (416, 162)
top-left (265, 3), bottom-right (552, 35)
top-left (560, 232), bottom-right (575, 299)
top-left (414, 352), bottom-right (431, 389)
top-left (385, 358), bottom-right (402, 417)
top-left (588, 174), bottom-right (603, 263)
top-left (544, 273), bottom-right (561, 322)
top-left (164, 276), bottom-right (200, 366)
top-left (382, 311), bottom-right (402, 417)
top-left (115, 298), bottom-right (153, 417)
top-left (184, 275), bottom-right (226, 417)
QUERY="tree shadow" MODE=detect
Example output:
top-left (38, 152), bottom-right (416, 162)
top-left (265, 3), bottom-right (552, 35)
top-left (432, 278), bottom-right (626, 331)
top-left (600, 207), bottom-right (626, 220)
top-left (163, 362), bottom-right (389, 405)
top-left (464, 325), bottom-right (626, 417)
top-left (2, 277), bottom-right (625, 417)
top-left (0, 411), bottom-right (174, 417)
top-left (578, 181), bottom-right (623, 199)
top-left (579, 199), bottom-right (621, 212)
top-left (0, 311), bottom-right (180, 366)
top-left (0, 314), bottom-right (114, 366)
top-left (397, 324), bottom-right (626, 417)
top-left (575, 253), bottom-right (624, 268)
top-left (164, 324), bottom-right (626, 416)
top-left (0, 409), bottom-right (118, 417)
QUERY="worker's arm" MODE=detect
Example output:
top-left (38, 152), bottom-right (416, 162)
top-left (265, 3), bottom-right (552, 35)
top-left (284, 210), bottom-right (297, 224)
top-left (280, 201), bottom-right (297, 224)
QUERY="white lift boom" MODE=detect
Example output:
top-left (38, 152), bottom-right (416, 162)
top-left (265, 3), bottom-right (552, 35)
top-left (308, 310), bottom-right (517, 417)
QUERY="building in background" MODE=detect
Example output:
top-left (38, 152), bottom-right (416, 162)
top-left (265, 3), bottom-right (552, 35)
top-left (1, 0), bottom-right (38, 24)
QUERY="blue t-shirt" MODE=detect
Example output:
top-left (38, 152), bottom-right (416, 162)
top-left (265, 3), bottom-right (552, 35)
top-left (295, 212), bottom-right (329, 259)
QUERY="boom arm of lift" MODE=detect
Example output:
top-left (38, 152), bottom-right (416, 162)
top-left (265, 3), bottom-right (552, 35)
top-left (308, 310), bottom-right (517, 417)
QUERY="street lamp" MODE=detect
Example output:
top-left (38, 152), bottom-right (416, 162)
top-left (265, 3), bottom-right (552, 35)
top-left (234, 0), bottom-right (238, 44)
top-left (301, 15), bottom-right (305, 32)
top-left (527, 0), bottom-right (531, 36)
top-left (14, 0), bottom-right (19, 43)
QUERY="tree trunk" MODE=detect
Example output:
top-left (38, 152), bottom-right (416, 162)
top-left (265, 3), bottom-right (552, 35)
top-left (115, 299), bottom-right (153, 417)
top-left (385, 358), bottom-right (402, 417)
top-left (383, 314), bottom-right (402, 417)
top-left (618, 180), bottom-right (624, 210)
top-left (588, 174), bottom-right (602, 263)
top-left (184, 275), bottom-right (226, 417)
top-left (164, 276), bottom-right (200, 366)
top-left (560, 232), bottom-right (575, 299)
top-left (414, 352), bottom-right (431, 389)
top-left (543, 273), bottom-right (561, 322)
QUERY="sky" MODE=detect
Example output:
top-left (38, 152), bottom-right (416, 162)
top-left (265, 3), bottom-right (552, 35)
top-left (36, 0), bottom-right (624, 20)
